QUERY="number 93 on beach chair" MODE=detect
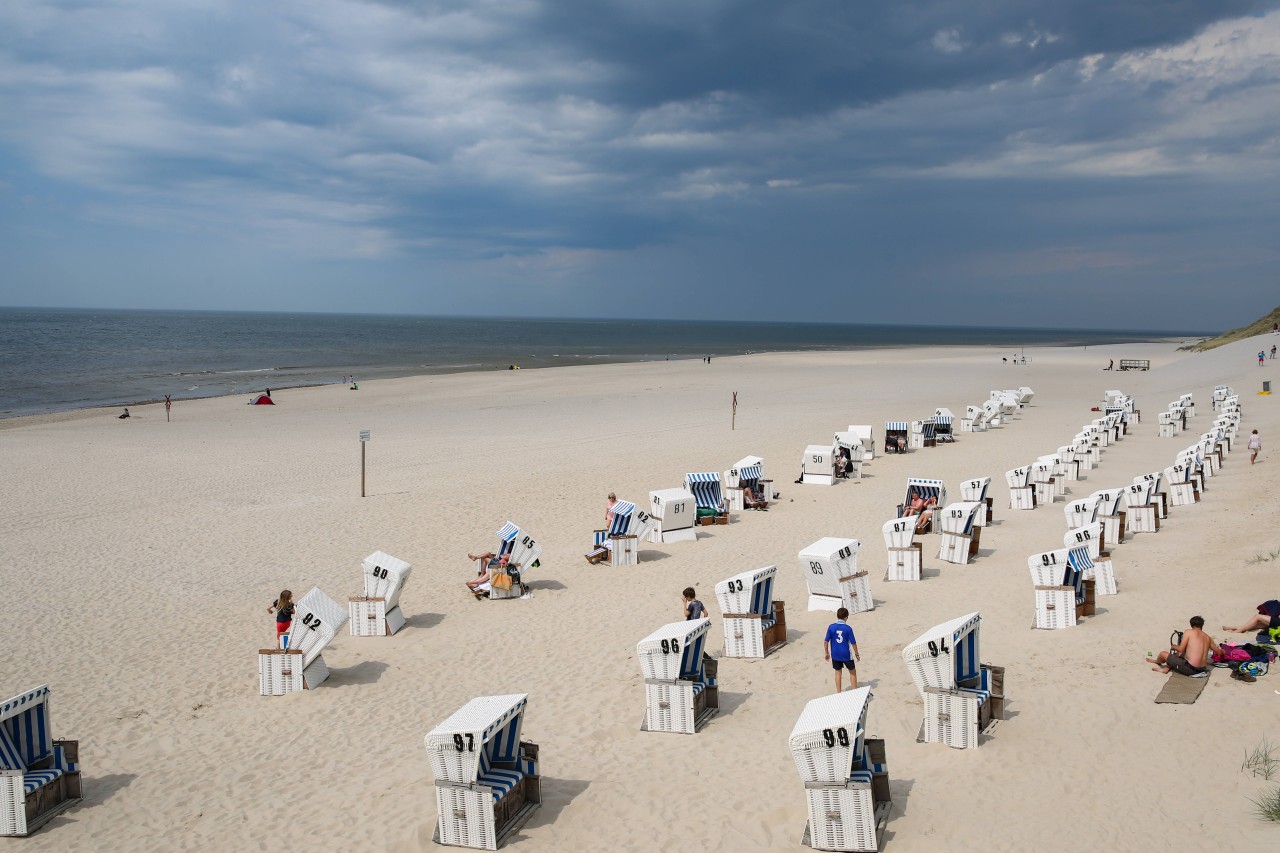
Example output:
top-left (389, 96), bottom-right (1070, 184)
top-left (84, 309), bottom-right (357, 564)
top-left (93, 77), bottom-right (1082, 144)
top-left (0, 685), bottom-right (81, 837)
top-left (715, 565), bottom-right (787, 658)
top-left (258, 587), bottom-right (349, 696)
top-left (790, 688), bottom-right (891, 852)
top-left (902, 613), bottom-right (1005, 750)
top-left (637, 618), bottom-right (719, 734)
top-left (799, 538), bottom-right (871, 613)
top-left (937, 502), bottom-right (982, 565)
top-left (425, 694), bottom-right (541, 850)
top-left (349, 551), bottom-right (413, 635)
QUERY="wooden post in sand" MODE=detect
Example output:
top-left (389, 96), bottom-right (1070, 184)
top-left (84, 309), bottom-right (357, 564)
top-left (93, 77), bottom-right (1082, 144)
top-left (732, 391), bottom-right (737, 431)
top-left (359, 430), bottom-right (370, 497)
top-left (165, 395), bottom-right (171, 422)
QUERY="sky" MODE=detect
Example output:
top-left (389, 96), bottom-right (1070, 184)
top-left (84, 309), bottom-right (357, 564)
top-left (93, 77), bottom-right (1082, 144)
top-left (2, 1), bottom-right (1279, 331)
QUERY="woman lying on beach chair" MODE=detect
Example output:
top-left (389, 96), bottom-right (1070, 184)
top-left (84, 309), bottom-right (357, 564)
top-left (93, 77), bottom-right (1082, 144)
top-left (467, 552), bottom-right (515, 593)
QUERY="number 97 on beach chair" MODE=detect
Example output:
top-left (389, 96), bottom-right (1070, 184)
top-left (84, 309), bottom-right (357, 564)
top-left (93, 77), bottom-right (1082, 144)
top-left (349, 551), bottom-right (412, 636)
top-left (0, 685), bottom-right (81, 837)
top-left (258, 587), bottom-right (348, 695)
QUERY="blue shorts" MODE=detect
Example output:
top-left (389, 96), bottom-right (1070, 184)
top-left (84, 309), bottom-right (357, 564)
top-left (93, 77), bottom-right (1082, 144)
top-left (831, 659), bottom-right (856, 671)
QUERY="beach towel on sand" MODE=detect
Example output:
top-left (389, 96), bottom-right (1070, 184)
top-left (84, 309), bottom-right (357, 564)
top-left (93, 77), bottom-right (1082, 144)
top-left (1155, 672), bottom-right (1209, 704)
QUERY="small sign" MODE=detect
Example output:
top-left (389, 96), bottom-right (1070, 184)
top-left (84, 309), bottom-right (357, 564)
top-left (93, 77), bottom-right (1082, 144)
top-left (359, 430), bottom-right (371, 442)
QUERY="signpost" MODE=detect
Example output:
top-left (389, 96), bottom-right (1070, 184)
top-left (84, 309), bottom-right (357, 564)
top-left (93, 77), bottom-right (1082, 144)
top-left (164, 395), bottom-right (171, 422)
top-left (732, 391), bottom-right (738, 431)
top-left (359, 430), bottom-right (371, 497)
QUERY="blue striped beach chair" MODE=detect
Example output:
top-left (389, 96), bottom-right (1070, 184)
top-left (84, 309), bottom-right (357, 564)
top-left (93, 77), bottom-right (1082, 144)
top-left (884, 422), bottom-right (909, 454)
top-left (472, 523), bottom-right (541, 599)
top-left (425, 694), bottom-right (540, 850)
top-left (799, 537), bottom-right (869, 611)
top-left (903, 613), bottom-right (1004, 749)
top-left (909, 419), bottom-right (937, 449)
top-left (959, 476), bottom-right (993, 527)
top-left (724, 455), bottom-right (770, 510)
top-left (715, 565), bottom-right (787, 658)
top-left (349, 550), bottom-right (413, 636)
top-left (0, 685), bottom-right (81, 837)
top-left (637, 619), bottom-right (718, 734)
top-left (259, 586), bottom-right (349, 695)
top-left (587, 500), bottom-right (653, 566)
top-left (684, 472), bottom-right (728, 524)
top-left (789, 688), bottom-right (891, 852)
top-left (931, 409), bottom-right (956, 442)
top-left (937, 502), bottom-right (982, 565)
top-left (897, 478), bottom-right (946, 533)
top-left (1064, 522), bottom-right (1117, 595)
top-left (1029, 548), bottom-right (1092, 629)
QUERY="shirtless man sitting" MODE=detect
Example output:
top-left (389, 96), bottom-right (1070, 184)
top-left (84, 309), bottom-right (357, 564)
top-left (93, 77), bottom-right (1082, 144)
top-left (1146, 615), bottom-right (1221, 676)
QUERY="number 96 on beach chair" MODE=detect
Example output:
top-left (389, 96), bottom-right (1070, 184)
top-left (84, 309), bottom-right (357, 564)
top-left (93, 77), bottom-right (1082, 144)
top-left (902, 613), bottom-right (1005, 750)
top-left (259, 587), bottom-right (349, 695)
top-left (0, 685), bottom-right (81, 837)
top-left (638, 619), bottom-right (719, 734)
top-left (349, 551), bottom-right (412, 636)
top-left (790, 688), bottom-right (891, 852)
top-left (425, 694), bottom-right (541, 850)
top-left (715, 565), bottom-right (787, 658)
top-left (799, 538), bottom-right (871, 613)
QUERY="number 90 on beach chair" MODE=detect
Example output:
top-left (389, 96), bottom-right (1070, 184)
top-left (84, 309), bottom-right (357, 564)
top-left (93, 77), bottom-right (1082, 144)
top-left (902, 613), bottom-right (1005, 750)
top-left (637, 619), bottom-right (719, 734)
top-left (790, 688), bottom-right (891, 852)
top-left (0, 685), bottom-right (81, 837)
top-left (799, 538), bottom-right (870, 613)
top-left (259, 587), bottom-right (349, 695)
top-left (715, 566), bottom-right (787, 658)
top-left (425, 694), bottom-right (541, 850)
top-left (349, 551), bottom-right (412, 636)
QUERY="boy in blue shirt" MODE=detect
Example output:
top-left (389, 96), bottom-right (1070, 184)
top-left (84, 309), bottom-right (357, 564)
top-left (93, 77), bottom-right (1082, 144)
top-left (823, 607), bottom-right (860, 692)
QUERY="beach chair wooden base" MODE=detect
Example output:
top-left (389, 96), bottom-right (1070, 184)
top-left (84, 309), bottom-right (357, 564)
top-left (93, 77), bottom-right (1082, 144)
top-left (433, 772), bottom-right (542, 851)
top-left (1033, 480), bottom-right (1059, 505)
top-left (1101, 513), bottom-right (1126, 546)
top-left (1168, 483), bottom-right (1199, 507)
top-left (348, 597), bottom-right (406, 636)
top-left (258, 650), bottom-right (330, 694)
top-left (1032, 588), bottom-right (1078, 629)
top-left (916, 664), bottom-right (1003, 750)
top-left (722, 602), bottom-right (788, 658)
top-left (610, 535), bottom-right (639, 566)
top-left (1127, 505), bottom-right (1160, 534)
top-left (0, 743), bottom-right (82, 838)
top-left (884, 545), bottom-right (922, 582)
top-left (1084, 557), bottom-right (1118, 596)
top-left (641, 679), bottom-right (719, 735)
top-left (938, 529), bottom-right (979, 565)
top-left (800, 789), bottom-right (891, 852)
top-left (1009, 487), bottom-right (1036, 510)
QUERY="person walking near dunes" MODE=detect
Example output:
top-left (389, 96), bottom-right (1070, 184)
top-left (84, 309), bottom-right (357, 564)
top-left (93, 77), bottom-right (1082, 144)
top-left (1248, 429), bottom-right (1261, 464)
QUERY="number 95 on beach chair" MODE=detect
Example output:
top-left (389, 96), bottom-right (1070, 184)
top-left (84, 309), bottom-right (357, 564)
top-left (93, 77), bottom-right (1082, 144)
top-left (638, 619), bottom-right (718, 734)
top-left (349, 551), bottom-right (412, 636)
top-left (425, 694), bottom-right (541, 850)
top-left (790, 688), bottom-right (891, 852)
top-left (715, 566), bottom-right (787, 658)
top-left (258, 587), bottom-right (349, 695)
top-left (902, 613), bottom-right (1005, 750)
top-left (0, 685), bottom-right (81, 837)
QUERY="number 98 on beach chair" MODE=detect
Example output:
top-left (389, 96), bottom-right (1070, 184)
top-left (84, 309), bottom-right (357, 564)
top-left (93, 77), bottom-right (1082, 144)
top-left (638, 619), bottom-right (719, 734)
top-left (349, 551), bottom-right (413, 636)
top-left (425, 694), bottom-right (541, 850)
top-left (715, 566), bottom-right (787, 658)
top-left (259, 587), bottom-right (349, 695)
top-left (902, 613), bottom-right (1005, 750)
top-left (0, 685), bottom-right (81, 837)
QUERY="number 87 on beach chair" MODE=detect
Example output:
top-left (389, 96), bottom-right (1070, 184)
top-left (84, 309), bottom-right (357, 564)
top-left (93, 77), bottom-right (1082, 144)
top-left (637, 619), bottom-right (719, 734)
top-left (259, 587), bottom-right (349, 695)
top-left (715, 565), bottom-right (787, 658)
top-left (349, 551), bottom-right (413, 636)
top-left (902, 613), bottom-right (1005, 749)
top-left (425, 694), bottom-right (541, 850)
top-left (0, 685), bottom-right (82, 837)
top-left (790, 688), bottom-right (891, 852)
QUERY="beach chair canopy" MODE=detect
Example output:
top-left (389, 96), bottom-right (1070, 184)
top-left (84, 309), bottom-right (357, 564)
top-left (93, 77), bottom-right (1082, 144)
top-left (0, 685), bottom-right (54, 769)
top-left (903, 612), bottom-right (983, 695)
top-left (637, 619), bottom-right (712, 682)
top-left (799, 537), bottom-right (860, 599)
top-left (1064, 496), bottom-right (1100, 528)
top-left (882, 517), bottom-right (916, 548)
top-left (903, 478), bottom-right (946, 509)
top-left (1006, 467), bottom-right (1031, 488)
top-left (1029, 548), bottom-right (1089, 602)
top-left (921, 421), bottom-right (937, 439)
top-left (1064, 521), bottom-right (1103, 555)
top-left (715, 565), bottom-right (777, 617)
top-left (684, 473), bottom-right (724, 512)
top-left (833, 431), bottom-right (863, 455)
top-left (1089, 488), bottom-right (1126, 516)
top-left (848, 425), bottom-right (873, 444)
top-left (789, 687), bottom-right (873, 784)
top-left (961, 477), bottom-right (991, 503)
top-left (803, 444), bottom-right (833, 472)
top-left (1018, 387), bottom-right (1034, 403)
top-left (885, 421), bottom-right (908, 433)
top-left (730, 456), bottom-right (764, 487)
top-left (1125, 480), bottom-right (1155, 506)
top-left (290, 587), bottom-right (349, 668)
top-left (934, 407), bottom-right (955, 420)
top-left (425, 693), bottom-right (529, 786)
top-left (361, 550), bottom-right (412, 610)
top-left (939, 501), bottom-right (980, 534)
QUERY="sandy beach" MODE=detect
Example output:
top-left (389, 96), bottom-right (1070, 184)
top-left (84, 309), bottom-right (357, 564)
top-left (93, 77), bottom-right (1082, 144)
top-left (2, 334), bottom-right (1278, 852)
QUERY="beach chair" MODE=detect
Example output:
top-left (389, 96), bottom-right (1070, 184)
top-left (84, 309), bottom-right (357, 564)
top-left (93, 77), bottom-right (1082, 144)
top-left (981, 399), bottom-right (1003, 428)
top-left (1051, 447), bottom-right (1082, 481)
top-left (725, 456), bottom-right (770, 511)
top-left (349, 550), bottom-right (413, 635)
top-left (902, 613), bottom-right (1005, 750)
top-left (1029, 547), bottom-right (1094, 629)
top-left (1123, 480), bottom-right (1160, 534)
top-left (1063, 495), bottom-right (1100, 530)
top-left (1163, 463), bottom-right (1200, 507)
top-left (715, 566), bottom-right (787, 658)
top-left (425, 694), bottom-right (541, 850)
top-left (993, 390), bottom-right (1019, 419)
top-left (1178, 393), bottom-right (1195, 419)
top-left (937, 502), bottom-right (982, 565)
top-left (638, 619), bottom-right (718, 734)
top-left (470, 523), bottom-right (541, 600)
top-left (1090, 488), bottom-right (1128, 546)
top-left (833, 432), bottom-right (865, 479)
top-left (1030, 458), bottom-right (1061, 504)
top-left (1175, 448), bottom-right (1208, 492)
top-left (800, 538), bottom-right (870, 612)
top-left (881, 518), bottom-right (923, 582)
top-left (883, 422), bottom-right (909, 454)
top-left (961, 404), bottom-right (987, 433)
top-left (0, 685), bottom-right (81, 837)
top-left (790, 688), bottom-right (891, 852)
top-left (802, 445), bottom-right (837, 485)
top-left (1018, 387), bottom-right (1034, 406)
top-left (1135, 471), bottom-right (1168, 519)
top-left (960, 477), bottom-right (993, 526)
top-left (685, 472), bottom-right (729, 526)
top-left (1006, 467), bottom-right (1036, 510)
top-left (909, 420), bottom-right (935, 450)
top-left (848, 426), bottom-right (875, 461)
top-left (1158, 411), bottom-right (1179, 438)
top-left (259, 587), bottom-right (349, 695)
top-left (932, 413), bottom-right (955, 443)
top-left (1064, 523), bottom-right (1117, 595)
top-left (648, 488), bottom-right (698, 544)
top-left (897, 478), bottom-right (946, 533)
top-left (1212, 385), bottom-right (1233, 410)
top-left (587, 500), bottom-right (655, 566)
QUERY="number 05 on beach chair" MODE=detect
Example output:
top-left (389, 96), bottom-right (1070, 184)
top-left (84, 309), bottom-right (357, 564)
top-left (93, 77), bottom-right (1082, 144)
top-left (425, 694), bottom-right (541, 850)
top-left (790, 688), bottom-right (891, 852)
top-left (349, 551), bottom-right (413, 636)
top-left (259, 587), bottom-right (349, 695)
top-left (715, 566), bottom-right (787, 658)
top-left (0, 685), bottom-right (81, 837)
top-left (902, 613), bottom-right (1005, 750)
top-left (638, 619), bottom-right (718, 734)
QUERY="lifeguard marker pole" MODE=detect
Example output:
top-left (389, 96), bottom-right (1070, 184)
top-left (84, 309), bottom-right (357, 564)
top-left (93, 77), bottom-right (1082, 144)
top-left (359, 430), bottom-right (370, 497)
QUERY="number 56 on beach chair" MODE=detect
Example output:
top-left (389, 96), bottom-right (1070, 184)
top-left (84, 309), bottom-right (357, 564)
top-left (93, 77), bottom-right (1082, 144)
top-left (258, 587), bottom-right (348, 695)
top-left (349, 551), bottom-right (413, 636)
top-left (0, 685), bottom-right (81, 837)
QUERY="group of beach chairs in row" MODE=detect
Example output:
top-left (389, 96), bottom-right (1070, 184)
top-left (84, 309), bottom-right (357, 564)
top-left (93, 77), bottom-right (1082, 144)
top-left (882, 387), bottom-right (1035, 455)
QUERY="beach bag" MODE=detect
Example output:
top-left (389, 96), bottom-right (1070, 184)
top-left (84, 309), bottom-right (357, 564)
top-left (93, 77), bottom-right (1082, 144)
top-left (491, 572), bottom-right (513, 591)
top-left (1215, 644), bottom-right (1252, 663)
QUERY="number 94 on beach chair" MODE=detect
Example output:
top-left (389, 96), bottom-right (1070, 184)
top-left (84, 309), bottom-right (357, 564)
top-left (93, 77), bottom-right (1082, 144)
top-left (902, 613), bottom-right (1005, 750)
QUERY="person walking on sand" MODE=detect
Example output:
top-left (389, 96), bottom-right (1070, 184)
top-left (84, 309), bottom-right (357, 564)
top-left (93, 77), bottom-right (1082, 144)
top-left (268, 589), bottom-right (295, 644)
top-left (1271, 344), bottom-right (1276, 360)
top-left (1248, 429), bottom-right (1261, 464)
top-left (682, 587), bottom-right (706, 620)
top-left (1260, 350), bottom-right (1266, 366)
top-left (823, 607), bottom-right (860, 692)
top-left (1146, 616), bottom-right (1220, 677)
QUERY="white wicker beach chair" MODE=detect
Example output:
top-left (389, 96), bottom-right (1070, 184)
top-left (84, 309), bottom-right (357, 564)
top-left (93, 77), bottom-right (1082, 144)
top-left (425, 694), bottom-right (541, 851)
top-left (958, 477), bottom-right (993, 527)
top-left (1064, 523), bottom-right (1117, 595)
top-left (349, 550), bottom-right (413, 635)
top-left (961, 404), bottom-right (987, 433)
top-left (909, 419), bottom-right (934, 450)
top-left (715, 566), bottom-right (787, 658)
top-left (685, 472), bottom-right (730, 526)
top-left (1177, 447), bottom-right (1209, 490)
top-left (588, 500), bottom-right (655, 566)
top-left (1006, 466), bottom-right (1036, 510)
top-left (1178, 393), bottom-right (1195, 419)
top-left (847, 426), bottom-right (875, 461)
top-left (637, 619), bottom-right (718, 734)
top-left (932, 409), bottom-right (956, 442)
top-left (1030, 458), bottom-right (1061, 504)
top-left (1134, 471), bottom-right (1168, 518)
top-left (259, 587), bottom-right (348, 695)
top-left (789, 688), bottom-right (891, 852)
top-left (1091, 488), bottom-right (1129, 546)
top-left (1063, 494), bottom-right (1100, 529)
top-left (801, 445), bottom-right (837, 485)
top-left (1029, 548), bottom-right (1091, 629)
top-left (937, 502), bottom-right (982, 565)
top-left (648, 488), bottom-right (698, 543)
top-left (1163, 462), bottom-right (1200, 507)
top-left (1122, 480), bottom-right (1160, 534)
top-left (981, 399), bottom-right (1003, 428)
top-left (881, 518), bottom-right (922, 582)
top-left (0, 685), bottom-right (81, 837)
top-left (897, 478), bottom-right (946, 533)
top-left (902, 613), bottom-right (1004, 750)
top-left (1018, 386), bottom-right (1034, 406)
top-left (834, 432), bottom-right (865, 479)
top-left (724, 456), bottom-right (770, 510)
top-left (799, 537), bottom-right (870, 612)
top-left (1158, 410), bottom-right (1180, 438)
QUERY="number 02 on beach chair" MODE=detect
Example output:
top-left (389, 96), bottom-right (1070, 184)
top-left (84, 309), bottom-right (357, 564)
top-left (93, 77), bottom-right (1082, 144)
top-left (259, 587), bottom-right (349, 695)
top-left (0, 685), bottom-right (81, 837)
top-left (349, 551), bottom-right (412, 636)
top-left (902, 613), bottom-right (1005, 750)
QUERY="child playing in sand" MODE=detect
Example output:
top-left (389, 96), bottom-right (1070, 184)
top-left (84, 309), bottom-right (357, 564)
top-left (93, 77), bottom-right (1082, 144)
top-left (823, 608), bottom-right (860, 692)
top-left (268, 589), bottom-right (294, 642)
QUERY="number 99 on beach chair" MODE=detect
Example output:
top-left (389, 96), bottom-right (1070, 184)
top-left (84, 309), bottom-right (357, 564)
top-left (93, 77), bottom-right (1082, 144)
top-left (790, 688), bottom-right (891, 852)
top-left (715, 566), bottom-right (787, 658)
top-left (902, 613), bottom-right (1005, 750)
top-left (799, 538), bottom-right (871, 613)
top-left (0, 685), bottom-right (81, 837)
top-left (258, 587), bottom-right (348, 695)
top-left (637, 619), bottom-right (719, 734)
top-left (425, 694), bottom-right (541, 850)
top-left (349, 551), bottom-right (413, 635)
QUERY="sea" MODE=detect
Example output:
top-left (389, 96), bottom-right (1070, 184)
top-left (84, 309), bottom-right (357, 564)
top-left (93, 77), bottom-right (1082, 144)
top-left (0, 307), bottom-right (1214, 419)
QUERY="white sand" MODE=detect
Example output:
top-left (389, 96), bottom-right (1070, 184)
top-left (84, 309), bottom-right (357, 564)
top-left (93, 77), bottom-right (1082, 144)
top-left (2, 334), bottom-right (1278, 851)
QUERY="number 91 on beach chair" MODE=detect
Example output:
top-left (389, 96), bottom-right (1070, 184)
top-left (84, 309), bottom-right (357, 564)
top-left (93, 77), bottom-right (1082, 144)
top-left (258, 587), bottom-right (349, 695)
top-left (790, 688), bottom-right (891, 852)
top-left (425, 694), bottom-right (541, 850)
top-left (0, 685), bottom-right (81, 837)
top-left (715, 566), bottom-right (787, 658)
top-left (637, 619), bottom-right (719, 734)
top-left (349, 551), bottom-right (412, 636)
top-left (902, 613), bottom-right (1005, 750)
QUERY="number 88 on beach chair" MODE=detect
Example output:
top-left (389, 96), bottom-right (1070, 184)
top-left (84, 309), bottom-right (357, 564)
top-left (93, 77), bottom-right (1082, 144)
top-left (715, 565), bottom-right (787, 658)
top-left (638, 619), bottom-right (719, 734)
top-left (0, 685), bottom-right (81, 837)
top-left (790, 688), bottom-right (891, 852)
top-left (799, 538), bottom-right (871, 613)
top-left (349, 551), bottom-right (413, 636)
top-left (425, 694), bottom-right (541, 850)
top-left (259, 586), bottom-right (349, 695)
top-left (902, 613), bottom-right (1005, 750)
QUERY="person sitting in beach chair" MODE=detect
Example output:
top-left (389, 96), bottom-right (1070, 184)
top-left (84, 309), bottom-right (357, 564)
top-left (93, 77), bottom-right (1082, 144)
top-left (903, 492), bottom-right (936, 533)
top-left (834, 452), bottom-right (850, 479)
top-left (742, 485), bottom-right (768, 510)
top-left (467, 553), bottom-right (512, 593)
